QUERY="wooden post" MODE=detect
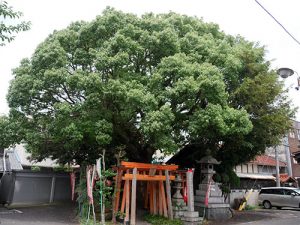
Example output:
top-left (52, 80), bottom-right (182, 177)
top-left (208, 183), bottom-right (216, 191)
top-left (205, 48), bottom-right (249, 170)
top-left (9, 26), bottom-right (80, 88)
top-left (165, 170), bottom-right (173, 219)
top-left (120, 181), bottom-right (126, 213)
top-left (159, 171), bottom-right (168, 217)
top-left (159, 181), bottom-right (163, 215)
top-left (113, 169), bottom-right (123, 223)
top-left (153, 182), bottom-right (157, 215)
top-left (130, 167), bottom-right (137, 225)
top-left (125, 170), bottom-right (130, 224)
top-left (149, 168), bottom-right (156, 176)
top-left (149, 182), bottom-right (153, 214)
top-left (115, 170), bottom-right (123, 211)
top-left (144, 181), bottom-right (149, 209)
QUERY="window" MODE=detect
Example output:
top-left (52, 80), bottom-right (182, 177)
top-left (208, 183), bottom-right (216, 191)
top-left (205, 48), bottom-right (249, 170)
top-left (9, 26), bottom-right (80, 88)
top-left (272, 189), bottom-right (284, 195)
top-left (284, 189), bottom-right (293, 195)
top-left (258, 165), bottom-right (274, 174)
top-left (284, 189), bottom-right (300, 196)
top-left (293, 158), bottom-right (298, 164)
top-left (260, 188), bottom-right (285, 195)
top-left (290, 130), bottom-right (295, 138)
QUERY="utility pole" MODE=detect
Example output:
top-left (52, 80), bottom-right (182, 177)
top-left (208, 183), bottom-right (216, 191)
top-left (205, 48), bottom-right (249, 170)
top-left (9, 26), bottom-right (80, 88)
top-left (283, 135), bottom-right (293, 177)
top-left (275, 146), bottom-right (280, 187)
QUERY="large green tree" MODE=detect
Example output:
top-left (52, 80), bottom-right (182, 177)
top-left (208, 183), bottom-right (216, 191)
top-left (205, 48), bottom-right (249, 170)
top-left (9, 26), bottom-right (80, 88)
top-left (6, 8), bottom-right (294, 167)
top-left (0, 1), bottom-right (30, 46)
top-left (0, 113), bottom-right (24, 152)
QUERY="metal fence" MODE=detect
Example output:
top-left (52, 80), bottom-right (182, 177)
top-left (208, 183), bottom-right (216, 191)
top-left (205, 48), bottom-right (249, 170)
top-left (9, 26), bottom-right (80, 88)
top-left (0, 170), bottom-right (71, 207)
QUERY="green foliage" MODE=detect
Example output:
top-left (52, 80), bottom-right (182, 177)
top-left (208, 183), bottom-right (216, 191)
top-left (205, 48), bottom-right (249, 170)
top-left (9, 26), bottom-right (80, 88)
top-left (53, 165), bottom-right (73, 172)
top-left (245, 205), bottom-right (257, 211)
top-left (0, 1), bottom-right (31, 45)
top-left (80, 220), bottom-right (113, 225)
top-left (96, 168), bottom-right (116, 208)
top-left (76, 168), bottom-right (89, 219)
top-left (144, 214), bottom-right (183, 225)
top-left (5, 8), bottom-right (294, 169)
top-left (115, 210), bottom-right (125, 219)
top-left (30, 165), bottom-right (41, 171)
top-left (0, 114), bottom-right (24, 150)
top-left (216, 166), bottom-right (240, 195)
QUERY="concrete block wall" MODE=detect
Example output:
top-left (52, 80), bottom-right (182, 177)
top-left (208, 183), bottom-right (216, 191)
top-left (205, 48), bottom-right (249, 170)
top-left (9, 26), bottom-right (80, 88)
top-left (228, 189), bottom-right (260, 208)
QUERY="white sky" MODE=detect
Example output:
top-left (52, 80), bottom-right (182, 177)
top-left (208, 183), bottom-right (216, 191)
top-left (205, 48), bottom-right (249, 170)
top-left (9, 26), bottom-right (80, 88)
top-left (1, 0), bottom-right (300, 120)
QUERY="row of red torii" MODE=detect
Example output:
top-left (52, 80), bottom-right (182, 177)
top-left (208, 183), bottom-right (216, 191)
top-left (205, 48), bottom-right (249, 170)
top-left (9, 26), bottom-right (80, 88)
top-left (112, 161), bottom-right (186, 225)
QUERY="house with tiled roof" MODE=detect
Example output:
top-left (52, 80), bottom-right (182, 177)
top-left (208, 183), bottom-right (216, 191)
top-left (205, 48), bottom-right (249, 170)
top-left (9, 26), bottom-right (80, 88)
top-left (233, 155), bottom-right (288, 189)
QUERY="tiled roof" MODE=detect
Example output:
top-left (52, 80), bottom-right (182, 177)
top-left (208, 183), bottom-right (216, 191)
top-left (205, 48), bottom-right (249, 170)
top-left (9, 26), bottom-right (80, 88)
top-left (279, 173), bottom-right (297, 183)
top-left (250, 155), bottom-right (286, 167)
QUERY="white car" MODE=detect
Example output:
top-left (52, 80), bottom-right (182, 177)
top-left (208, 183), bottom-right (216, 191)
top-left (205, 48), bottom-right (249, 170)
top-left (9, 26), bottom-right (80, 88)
top-left (258, 187), bottom-right (300, 209)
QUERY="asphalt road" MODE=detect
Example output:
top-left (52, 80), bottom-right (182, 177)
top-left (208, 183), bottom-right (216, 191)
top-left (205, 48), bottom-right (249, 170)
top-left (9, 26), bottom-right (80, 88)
top-left (209, 208), bottom-right (300, 225)
top-left (0, 203), bottom-right (79, 225)
top-left (1, 205), bottom-right (300, 225)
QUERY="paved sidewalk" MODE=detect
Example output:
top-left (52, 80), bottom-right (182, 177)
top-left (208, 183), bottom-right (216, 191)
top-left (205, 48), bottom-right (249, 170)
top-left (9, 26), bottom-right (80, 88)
top-left (0, 203), bottom-right (79, 225)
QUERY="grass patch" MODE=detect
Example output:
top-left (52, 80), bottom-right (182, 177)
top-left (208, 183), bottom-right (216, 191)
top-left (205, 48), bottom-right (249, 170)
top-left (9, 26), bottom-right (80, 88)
top-left (245, 205), bottom-right (258, 210)
top-left (80, 219), bottom-right (114, 225)
top-left (144, 214), bottom-right (183, 225)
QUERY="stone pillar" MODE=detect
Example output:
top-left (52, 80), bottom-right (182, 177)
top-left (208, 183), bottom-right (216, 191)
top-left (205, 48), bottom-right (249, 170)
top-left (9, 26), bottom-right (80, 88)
top-left (181, 170), bottom-right (203, 225)
top-left (186, 171), bottom-right (194, 211)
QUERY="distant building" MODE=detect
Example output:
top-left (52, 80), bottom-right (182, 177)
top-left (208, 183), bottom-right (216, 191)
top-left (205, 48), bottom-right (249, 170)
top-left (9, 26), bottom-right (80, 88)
top-left (234, 155), bottom-right (287, 189)
top-left (288, 120), bottom-right (300, 180)
top-left (265, 120), bottom-right (300, 185)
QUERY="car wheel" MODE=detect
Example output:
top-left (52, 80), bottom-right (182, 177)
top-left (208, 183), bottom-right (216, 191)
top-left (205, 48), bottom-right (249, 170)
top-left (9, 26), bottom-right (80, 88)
top-left (263, 201), bottom-right (272, 209)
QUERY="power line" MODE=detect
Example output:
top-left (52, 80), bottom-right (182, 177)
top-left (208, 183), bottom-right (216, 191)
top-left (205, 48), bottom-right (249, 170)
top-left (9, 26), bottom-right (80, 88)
top-left (254, 0), bottom-right (300, 47)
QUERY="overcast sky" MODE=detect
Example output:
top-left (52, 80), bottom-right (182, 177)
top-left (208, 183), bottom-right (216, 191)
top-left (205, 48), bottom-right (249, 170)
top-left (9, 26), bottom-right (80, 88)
top-left (1, 0), bottom-right (300, 120)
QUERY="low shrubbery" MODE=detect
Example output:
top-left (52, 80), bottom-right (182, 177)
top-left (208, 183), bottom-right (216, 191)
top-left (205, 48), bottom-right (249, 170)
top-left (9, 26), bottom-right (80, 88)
top-left (144, 214), bottom-right (183, 225)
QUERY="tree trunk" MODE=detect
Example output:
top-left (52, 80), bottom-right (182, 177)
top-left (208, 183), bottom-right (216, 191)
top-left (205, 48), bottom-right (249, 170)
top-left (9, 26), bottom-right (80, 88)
top-left (125, 145), bottom-right (155, 163)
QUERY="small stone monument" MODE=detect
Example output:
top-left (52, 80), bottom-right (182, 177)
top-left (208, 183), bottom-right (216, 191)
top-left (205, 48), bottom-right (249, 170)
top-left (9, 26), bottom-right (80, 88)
top-left (172, 174), bottom-right (187, 218)
top-left (181, 170), bottom-right (203, 225)
top-left (194, 155), bottom-right (232, 220)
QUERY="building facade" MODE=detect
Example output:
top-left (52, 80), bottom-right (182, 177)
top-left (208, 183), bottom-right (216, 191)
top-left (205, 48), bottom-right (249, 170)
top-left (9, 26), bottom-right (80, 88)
top-left (234, 155), bottom-right (287, 189)
top-left (288, 120), bottom-right (300, 179)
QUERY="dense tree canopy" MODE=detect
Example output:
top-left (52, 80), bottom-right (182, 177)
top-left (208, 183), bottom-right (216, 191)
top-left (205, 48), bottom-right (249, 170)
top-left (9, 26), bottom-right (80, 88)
top-left (0, 1), bottom-right (30, 46)
top-left (6, 8), bottom-right (294, 167)
top-left (0, 114), bottom-right (23, 151)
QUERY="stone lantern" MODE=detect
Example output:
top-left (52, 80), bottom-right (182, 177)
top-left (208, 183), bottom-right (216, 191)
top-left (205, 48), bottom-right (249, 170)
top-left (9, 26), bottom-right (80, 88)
top-left (172, 174), bottom-right (187, 218)
top-left (198, 155), bottom-right (220, 183)
top-left (194, 155), bottom-right (232, 220)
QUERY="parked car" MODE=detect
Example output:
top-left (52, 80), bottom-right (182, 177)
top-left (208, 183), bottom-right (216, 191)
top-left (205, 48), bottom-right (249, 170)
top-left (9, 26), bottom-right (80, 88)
top-left (258, 187), bottom-right (300, 209)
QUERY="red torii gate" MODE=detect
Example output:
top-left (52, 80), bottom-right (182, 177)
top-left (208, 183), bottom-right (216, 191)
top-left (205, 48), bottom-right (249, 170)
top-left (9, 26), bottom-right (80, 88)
top-left (113, 161), bottom-right (179, 225)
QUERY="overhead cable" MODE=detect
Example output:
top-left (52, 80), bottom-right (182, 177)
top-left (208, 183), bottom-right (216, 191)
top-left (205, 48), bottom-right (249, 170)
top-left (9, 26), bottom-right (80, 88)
top-left (254, 0), bottom-right (300, 47)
